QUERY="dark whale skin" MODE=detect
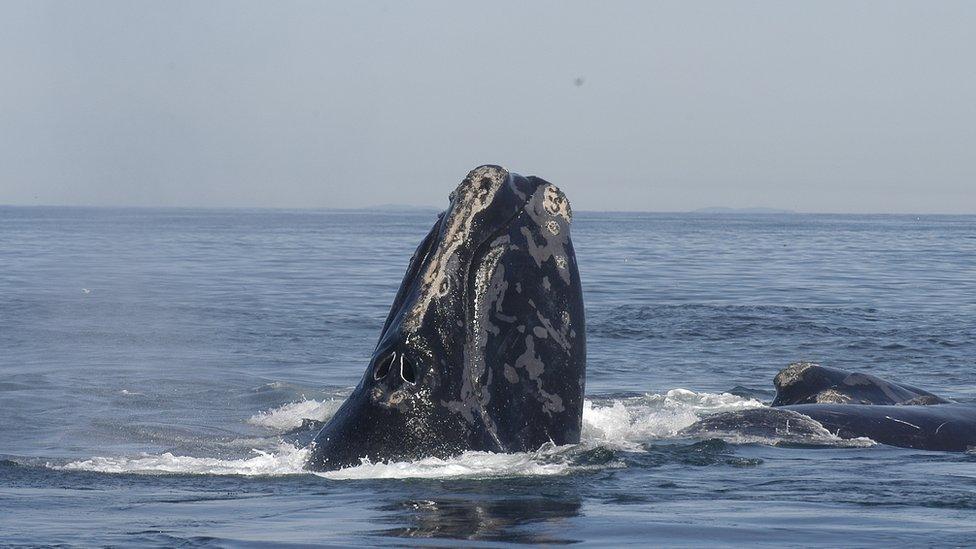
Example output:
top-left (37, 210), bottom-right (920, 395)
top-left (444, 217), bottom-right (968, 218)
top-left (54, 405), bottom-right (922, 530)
top-left (307, 166), bottom-right (585, 471)
top-left (779, 403), bottom-right (976, 452)
top-left (772, 362), bottom-right (948, 406)
top-left (683, 364), bottom-right (976, 452)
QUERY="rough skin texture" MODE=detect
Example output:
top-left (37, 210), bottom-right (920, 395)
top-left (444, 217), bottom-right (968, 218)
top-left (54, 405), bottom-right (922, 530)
top-left (307, 166), bottom-right (586, 471)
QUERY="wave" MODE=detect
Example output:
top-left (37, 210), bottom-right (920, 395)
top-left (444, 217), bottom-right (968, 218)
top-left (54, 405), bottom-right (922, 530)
top-left (54, 443), bottom-right (310, 476)
top-left (316, 445), bottom-right (612, 480)
top-left (53, 389), bottom-right (865, 479)
top-left (244, 387), bottom-right (763, 439)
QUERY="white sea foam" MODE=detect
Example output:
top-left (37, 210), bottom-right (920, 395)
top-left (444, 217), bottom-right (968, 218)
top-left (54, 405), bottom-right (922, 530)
top-left (317, 446), bottom-right (594, 480)
top-left (55, 443), bottom-right (594, 480)
top-left (581, 389), bottom-right (765, 449)
top-left (247, 399), bottom-right (343, 432)
top-left (55, 444), bottom-right (310, 476)
top-left (53, 390), bottom-right (839, 479)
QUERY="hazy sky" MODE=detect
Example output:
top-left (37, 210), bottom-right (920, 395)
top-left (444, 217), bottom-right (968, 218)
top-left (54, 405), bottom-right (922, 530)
top-left (1, 1), bottom-right (974, 213)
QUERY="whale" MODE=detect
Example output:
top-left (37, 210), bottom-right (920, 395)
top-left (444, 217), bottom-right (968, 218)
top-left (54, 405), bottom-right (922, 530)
top-left (306, 165), bottom-right (586, 471)
top-left (771, 362), bottom-right (949, 406)
top-left (684, 363), bottom-right (976, 452)
top-left (774, 403), bottom-right (976, 452)
top-left (306, 168), bottom-right (971, 465)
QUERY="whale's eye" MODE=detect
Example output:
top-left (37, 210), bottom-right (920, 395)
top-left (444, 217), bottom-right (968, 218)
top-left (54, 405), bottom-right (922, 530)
top-left (399, 355), bottom-right (417, 385)
top-left (373, 353), bottom-right (395, 380)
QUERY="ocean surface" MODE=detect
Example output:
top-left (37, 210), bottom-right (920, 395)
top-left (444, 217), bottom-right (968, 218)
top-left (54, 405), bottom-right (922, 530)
top-left (1, 206), bottom-right (974, 547)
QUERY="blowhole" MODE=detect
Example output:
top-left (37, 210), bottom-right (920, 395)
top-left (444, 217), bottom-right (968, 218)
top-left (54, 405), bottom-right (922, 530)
top-left (373, 352), bottom-right (395, 380)
top-left (400, 355), bottom-right (417, 384)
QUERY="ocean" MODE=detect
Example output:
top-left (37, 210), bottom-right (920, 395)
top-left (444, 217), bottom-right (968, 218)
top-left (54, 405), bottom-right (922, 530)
top-left (1, 206), bottom-right (974, 546)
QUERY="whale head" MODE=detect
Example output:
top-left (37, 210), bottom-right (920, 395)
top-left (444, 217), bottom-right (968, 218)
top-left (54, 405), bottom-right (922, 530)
top-left (772, 362), bottom-right (948, 406)
top-left (307, 165), bottom-right (586, 470)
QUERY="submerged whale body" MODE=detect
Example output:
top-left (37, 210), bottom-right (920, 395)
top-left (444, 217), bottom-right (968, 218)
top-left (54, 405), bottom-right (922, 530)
top-left (777, 403), bottom-right (976, 452)
top-left (307, 165), bottom-right (585, 471)
top-left (685, 363), bottom-right (976, 452)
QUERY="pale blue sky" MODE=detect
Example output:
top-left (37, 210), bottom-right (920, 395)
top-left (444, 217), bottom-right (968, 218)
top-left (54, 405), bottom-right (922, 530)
top-left (1, 1), bottom-right (974, 213)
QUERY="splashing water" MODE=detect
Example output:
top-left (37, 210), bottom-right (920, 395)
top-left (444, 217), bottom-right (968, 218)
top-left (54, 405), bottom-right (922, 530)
top-left (52, 390), bottom-right (791, 479)
top-left (248, 399), bottom-right (343, 431)
top-left (581, 389), bottom-right (765, 450)
top-left (55, 444), bottom-right (311, 476)
top-left (317, 447), bottom-right (601, 480)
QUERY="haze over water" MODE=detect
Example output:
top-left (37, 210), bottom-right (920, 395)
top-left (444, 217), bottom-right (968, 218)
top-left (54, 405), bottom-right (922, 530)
top-left (2, 1), bottom-right (975, 213)
top-left (2, 207), bottom-right (974, 546)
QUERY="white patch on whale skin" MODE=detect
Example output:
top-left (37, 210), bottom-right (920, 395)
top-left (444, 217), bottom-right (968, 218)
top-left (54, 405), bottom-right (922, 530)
top-left (402, 165), bottom-right (509, 333)
top-left (542, 184), bottom-right (572, 222)
top-left (520, 183), bottom-right (574, 285)
top-left (885, 416), bottom-right (922, 430)
top-left (385, 390), bottom-right (408, 407)
top-left (774, 361), bottom-right (819, 388)
top-left (814, 389), bottom-right (853, 404)
top-left (503, 364), bottom-right (519, 383)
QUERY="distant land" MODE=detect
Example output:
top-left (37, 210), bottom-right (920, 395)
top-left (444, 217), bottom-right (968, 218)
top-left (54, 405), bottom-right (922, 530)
top-left (692, 207), bottom-right (796, 214)
top-left (365, 204), bottom-right (800, 214)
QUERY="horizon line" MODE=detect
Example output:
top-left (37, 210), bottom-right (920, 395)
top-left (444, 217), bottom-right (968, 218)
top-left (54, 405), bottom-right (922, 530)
top-left (1, 203), bottom-right (973, 216)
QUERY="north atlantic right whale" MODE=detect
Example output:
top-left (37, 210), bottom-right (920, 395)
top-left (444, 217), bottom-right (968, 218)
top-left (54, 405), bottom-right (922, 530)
top-left (771, 362), bottom-right (950, 406)
top-left (684, 363), bottom-right (976, 452)
top-left (306, 165), bottom-right (585, 471)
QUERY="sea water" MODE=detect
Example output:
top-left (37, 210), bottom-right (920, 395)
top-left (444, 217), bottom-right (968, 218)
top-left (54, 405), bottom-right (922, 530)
top-left (1, 207), bottom-right (974, 546)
